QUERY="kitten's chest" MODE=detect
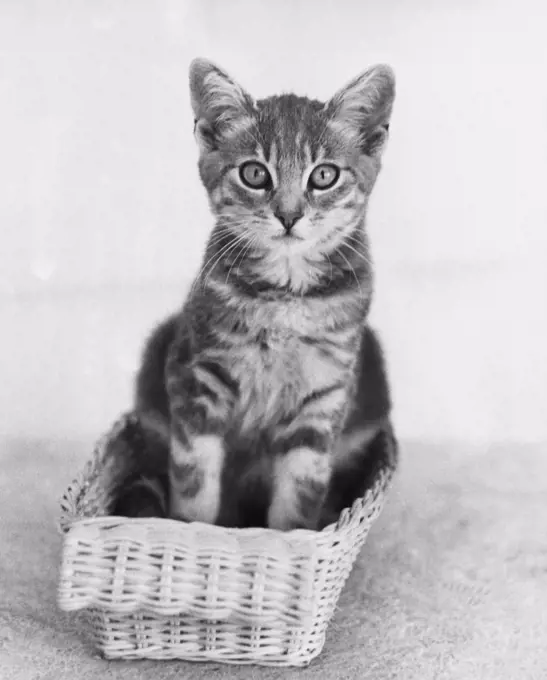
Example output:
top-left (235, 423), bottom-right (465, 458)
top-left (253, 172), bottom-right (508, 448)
top-left (229, 303), bottom-right (353, 430)
top-left (239, 326), bottom-right (305, 392)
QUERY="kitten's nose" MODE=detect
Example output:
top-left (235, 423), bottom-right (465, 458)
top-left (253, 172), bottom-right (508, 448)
top-left (274, 208), bottom-right (304, 233)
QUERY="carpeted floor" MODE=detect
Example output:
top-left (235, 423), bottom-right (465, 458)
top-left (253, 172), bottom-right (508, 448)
top-left (1, 437), bottom-right (545, 680)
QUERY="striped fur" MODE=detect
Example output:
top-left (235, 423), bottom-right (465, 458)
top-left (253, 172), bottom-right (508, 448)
top-left (136, 59), bottom-right (396, 530)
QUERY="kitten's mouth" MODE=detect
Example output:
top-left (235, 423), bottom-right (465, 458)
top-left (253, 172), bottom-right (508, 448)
top-left (274, 233), bottom-right (303, 241)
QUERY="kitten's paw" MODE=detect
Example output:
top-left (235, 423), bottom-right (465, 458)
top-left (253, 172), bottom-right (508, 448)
top-left (268, 447), bottom-right (331, 532)
top-left (168, 434), bottom-right (225, 524)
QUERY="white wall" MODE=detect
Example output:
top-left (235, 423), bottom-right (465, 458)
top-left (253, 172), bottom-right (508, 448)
top-left (1, 0), bottom-right (546, 443)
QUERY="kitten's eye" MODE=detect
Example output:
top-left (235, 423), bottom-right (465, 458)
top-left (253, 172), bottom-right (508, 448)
top-left (308, 164), bottom-right (340, 191)
top-left (239, 161), bottom-right (272, 190)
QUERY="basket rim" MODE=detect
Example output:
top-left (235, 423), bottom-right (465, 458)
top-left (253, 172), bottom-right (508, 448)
top-left (60, 469), bottom-right (394, 548)
top-left (58, 411), bottom-right (397, 539)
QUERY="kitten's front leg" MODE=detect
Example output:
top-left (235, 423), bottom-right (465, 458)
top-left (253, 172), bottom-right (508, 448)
top-left (166, 351), bottom-right (238, 524)
top-left (268, 387), bottom-right (350, 532)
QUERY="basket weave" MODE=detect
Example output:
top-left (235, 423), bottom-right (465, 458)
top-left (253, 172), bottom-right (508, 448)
top-left (58, 413), bottom-right (397, 667)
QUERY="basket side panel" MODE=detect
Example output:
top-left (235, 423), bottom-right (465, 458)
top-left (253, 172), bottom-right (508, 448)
top-left (58, 519), bottom-right (322, 627)
top-left (311, 470), bottom-right (393, 631)
top-left (90, 610), bottom-right (326, 667)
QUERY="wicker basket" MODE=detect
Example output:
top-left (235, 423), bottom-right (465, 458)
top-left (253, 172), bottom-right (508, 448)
top-left (57, 413), bottom-right (397, 667)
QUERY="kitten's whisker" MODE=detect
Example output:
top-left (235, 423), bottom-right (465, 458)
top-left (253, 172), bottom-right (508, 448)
top-left (336, 247), bottom-right (363, 297)
top-left (342, 230), bottom-right (366, 245)
top-left (235, 235), bottom-right (259, 278)
top-left (207, 231), bottom-right (238, 248)
top-left (210, 227), bottom-right (235, 235)
top-left (342, 232), bottom-right (374, 260)
top-left (207, 222), bottom-right (256, 249)
top-left (225, 232), bottom-right (254, 284)
top-left (342, 238), bottom-right (374, 268)
top-left (210, 218), bottom-right (263, 248)
top-left (208, 226), bottom-right (236, 238)
top-left (325, 252), bottom-right (334, 283)
top-left (212, 227), bottom-right (238, 236)
top-left (203, 233), bottom-right (250, 289)
top-left (191, 236), bottom-right (242, 294)
top-left (199, 245), bottom-right (238, 292)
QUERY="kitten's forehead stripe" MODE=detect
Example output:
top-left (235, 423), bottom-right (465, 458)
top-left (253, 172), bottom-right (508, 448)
top-left (255, 95), bottom-right (328, 168)
top-left (269, 140), bottom-right (278, 167)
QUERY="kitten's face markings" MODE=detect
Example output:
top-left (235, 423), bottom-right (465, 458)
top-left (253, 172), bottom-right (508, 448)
top-left (189, 58), bottom-right (394, 287)
top-left (229, 147), bottom-right (353, 252)
top-left (212, 126), bottom-right (373, 256)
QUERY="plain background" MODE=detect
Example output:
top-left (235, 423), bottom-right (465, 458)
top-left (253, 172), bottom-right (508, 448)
top-left (1, 0), bottom-right (546, 445)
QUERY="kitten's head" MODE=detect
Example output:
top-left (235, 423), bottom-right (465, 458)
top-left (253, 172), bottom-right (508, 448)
top-left (189, 58), bottom-right (395, 289)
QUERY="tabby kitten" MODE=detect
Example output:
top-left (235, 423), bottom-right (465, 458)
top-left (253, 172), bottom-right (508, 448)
top-left (135, 58), bottom-right (396, 531)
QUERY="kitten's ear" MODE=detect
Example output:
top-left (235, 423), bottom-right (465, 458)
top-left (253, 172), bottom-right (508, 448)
top-left (189, 58), bottom-right (254, 152)
top-left (326, 65), bottom-right (396, 157)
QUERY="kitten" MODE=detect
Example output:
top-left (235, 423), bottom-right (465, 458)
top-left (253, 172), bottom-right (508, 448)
top-left (134, 58), bottom-right (397, 531)
top-left (133, 315), bottom-right (397, 528)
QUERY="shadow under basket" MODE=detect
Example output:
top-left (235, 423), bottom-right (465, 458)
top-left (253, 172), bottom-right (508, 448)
top-left (57, 412), bottom-right (397, 667)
